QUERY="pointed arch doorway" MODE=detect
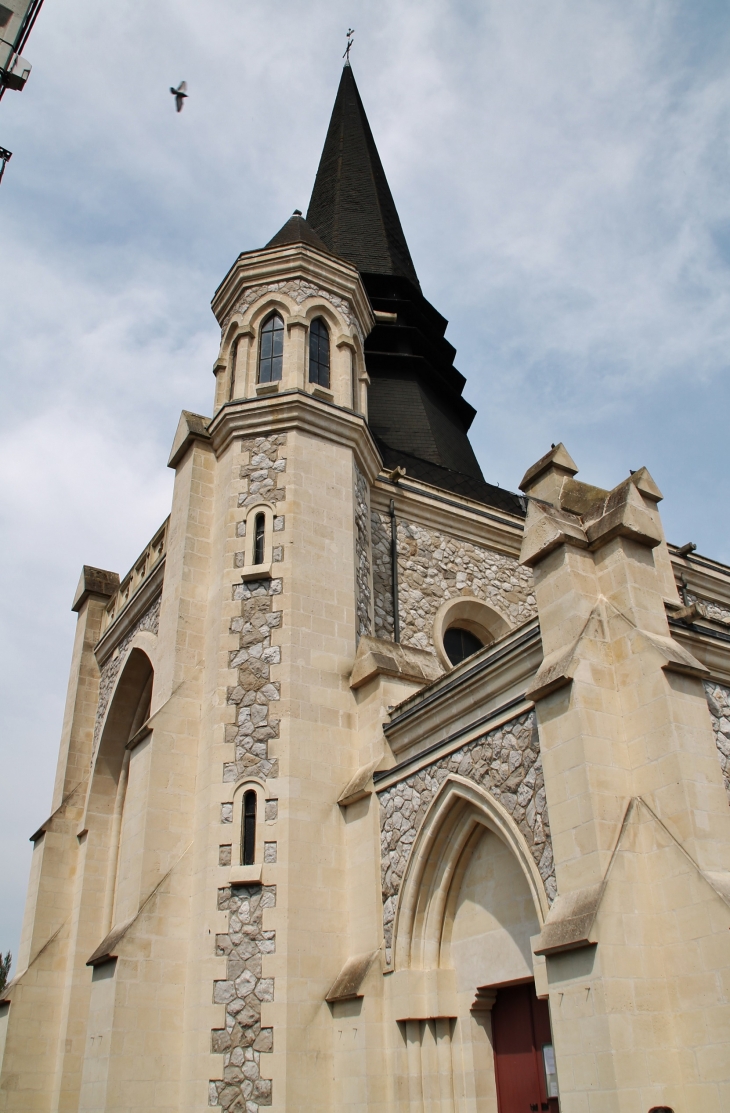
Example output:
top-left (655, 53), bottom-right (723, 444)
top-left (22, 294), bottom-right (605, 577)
top-left (490, 981), bottom-right (559, 1113)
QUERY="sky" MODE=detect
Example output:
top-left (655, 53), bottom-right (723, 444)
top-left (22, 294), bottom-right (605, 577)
top-left (1, 0), bottom-right (730, 961)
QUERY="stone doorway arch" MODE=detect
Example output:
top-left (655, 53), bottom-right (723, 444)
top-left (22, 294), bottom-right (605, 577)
top-left (389, 775), bottom-right (553, 1113)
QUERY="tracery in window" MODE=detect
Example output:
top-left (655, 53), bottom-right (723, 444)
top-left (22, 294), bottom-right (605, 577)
top-left (258, 312), bottom-right (284, 383)
top-left (308, 317), bottom-right (330, 388)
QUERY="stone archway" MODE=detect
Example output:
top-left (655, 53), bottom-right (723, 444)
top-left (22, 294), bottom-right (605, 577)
top-left (388, 776), bottom-right (551, 1113)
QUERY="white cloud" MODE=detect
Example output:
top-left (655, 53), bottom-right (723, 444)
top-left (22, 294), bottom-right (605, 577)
top-left (1, 0), bottom-right (729, 957)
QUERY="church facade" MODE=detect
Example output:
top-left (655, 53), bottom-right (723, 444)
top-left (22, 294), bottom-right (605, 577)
top-left (1, 65), bottom-right (729, 1113)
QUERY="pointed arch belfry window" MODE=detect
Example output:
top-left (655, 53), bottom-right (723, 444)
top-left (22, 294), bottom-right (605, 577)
top-left (308, 317), bottom-right (330, 388)
top-left (258, 312), bottom-right (284, 383)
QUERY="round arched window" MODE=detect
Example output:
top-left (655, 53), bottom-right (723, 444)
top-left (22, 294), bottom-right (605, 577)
top-left (443, 626), bottom-right (484, 666)
top-left (258, 312), bottom-right (284, 383)
top-left (433, 597), bottom-right (511, 671)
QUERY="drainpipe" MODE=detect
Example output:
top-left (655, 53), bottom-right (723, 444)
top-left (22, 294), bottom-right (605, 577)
top-left (389, 498), bottom-right (400, 643)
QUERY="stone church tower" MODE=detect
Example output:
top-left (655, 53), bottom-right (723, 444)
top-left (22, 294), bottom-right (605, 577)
top-left (2, 64), bottom-right (730, 1113)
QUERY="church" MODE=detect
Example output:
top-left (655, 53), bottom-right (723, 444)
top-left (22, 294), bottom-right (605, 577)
top-left (1, 63), bottom-right (729, 1113)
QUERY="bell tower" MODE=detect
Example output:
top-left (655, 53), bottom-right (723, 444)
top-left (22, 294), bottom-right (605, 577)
top-left (0, 63), bottom-right (528, 1113)
top-left (209, 208), bottom-right (374, 418)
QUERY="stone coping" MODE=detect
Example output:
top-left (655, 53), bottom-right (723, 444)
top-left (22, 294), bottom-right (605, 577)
top-left (94, 556), bottom-right (165, 666)
top-left (374, 692), bottom-right (536, 792)
top-left (383, 618), bottom-right (541, 760)
top-left (207, 389), bottom-right (382, 483)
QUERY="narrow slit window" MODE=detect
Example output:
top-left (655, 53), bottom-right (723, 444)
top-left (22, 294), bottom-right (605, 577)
top-left (254, 512), bottom-right (265, 565)
top-left (242, 790), bottom-right (257, 865)
top-left (258, 313), bottom-right (284, 383)
top-left (308, 317), bottom-right (330, 388)
top-left (228, 336), bottom-right (239, 401)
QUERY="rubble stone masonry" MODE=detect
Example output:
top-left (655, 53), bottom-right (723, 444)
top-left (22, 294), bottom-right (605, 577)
top-left (378, 712), bottom-right (554, 964)
top-left (370, 513), bottom-right (535, 654)
top-left (93, 596), bottom-right (161, 749)
top-left (706, 681), bottom-right (730, 803)
top-left (211, 433), bottom-right (287, 1111)
top-left (354, 465), bottom-right (373, 639)
top-left (371, 509), bottom-right (394, 640)
top-left (210, 884), bottom-right (277, 1111)
top-left (396, 521), bottom-right (536, 652)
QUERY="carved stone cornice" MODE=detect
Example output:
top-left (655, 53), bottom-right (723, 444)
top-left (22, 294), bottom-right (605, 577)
top-left (382, 618), bottom-right (542, 767)
top-left (669, 618), bottom-right (730, 685)
top-left (670, 548), bottom-right (730, 611)
top-left (211, 242), bottom-right (374, 338)
top-left (206, 389), bottom-right (382, 482)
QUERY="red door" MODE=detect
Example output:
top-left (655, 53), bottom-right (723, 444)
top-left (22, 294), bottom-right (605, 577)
top-left (491, 982), bottom-right (559, 1113)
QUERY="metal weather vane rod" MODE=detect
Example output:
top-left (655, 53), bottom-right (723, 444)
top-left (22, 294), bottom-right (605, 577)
top-left (343, 28), bottom-right (355, 63)
top-left (0, 145), bottom-right (12, 185)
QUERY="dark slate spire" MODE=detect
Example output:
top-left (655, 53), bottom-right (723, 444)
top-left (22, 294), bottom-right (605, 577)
top-left (306, 65), bottom-right (420, 287)
top-left (266, 210), bottom-right (332, 254)
top-left (298, 66), bottom-right (524, 516)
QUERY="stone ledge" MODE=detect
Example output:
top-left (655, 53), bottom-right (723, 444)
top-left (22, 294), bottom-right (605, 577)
top-left (207, 390), bottom-right (382, 483)
top-left (167, 409), bottom-right (212, 469)
top-left (87, 916), bottom-right (135, 966)
top-left (29, 780), bottom-right (86, 843)
top-left (349, 636), bottom-right (443, 691)
top-left (94, 557), bottom-right (164, 666)
top-left (338, 759), bottom-right (381, 807)
top-left (228, 864), bottom-right (262, 885)
top-left (532, 887), bottom-right (602, 955)
top-left (72, 566), bottom-right (119, 613)
top-left (325, 950), bottom-right (380, 1002)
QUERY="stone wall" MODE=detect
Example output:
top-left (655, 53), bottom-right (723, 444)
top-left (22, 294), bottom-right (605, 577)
top-left (354, 465), bottom-right (372, 639)
top-left (706, 681), bottom-right (730, 804)
top-left (211, 433), bottom-right (286, 1111)
top-left (237, 435), bottom-right (287, 513)
top-left (224, 579), bottom-right (282, 785)
top-left (93, 595), bottom-right (161, 749)
top-left (396, 519), bottom-right (535, 654)
top-left (210, 884), bottom-right (276, 1111)
top-left (687, 590), bottom-right (730, 627)
top-left (371, 509), bottom-right (394, 640)
top-left (378, 712), bottom-right (554, 965)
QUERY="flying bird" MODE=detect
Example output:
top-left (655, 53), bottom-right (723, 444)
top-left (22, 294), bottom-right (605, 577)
top-left (170, 81), bottom-right (188, 112)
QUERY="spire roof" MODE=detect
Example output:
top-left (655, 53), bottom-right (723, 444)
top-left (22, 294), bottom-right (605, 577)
top-left (265, 210), bottom-right (332, 254)
top-left (306, 65), bottom-right (420, 287)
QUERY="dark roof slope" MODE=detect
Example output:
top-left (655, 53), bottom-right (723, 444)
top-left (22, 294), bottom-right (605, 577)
top-left (377, 439), bottom-right (525, 517)
top-left (306, 65), bottom-right (420, 287)
top-left (266, 211), bottom-right (332, 254)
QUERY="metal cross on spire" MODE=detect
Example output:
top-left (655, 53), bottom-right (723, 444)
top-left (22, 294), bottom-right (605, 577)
top-left (343, 28), bottom-right (355, 63)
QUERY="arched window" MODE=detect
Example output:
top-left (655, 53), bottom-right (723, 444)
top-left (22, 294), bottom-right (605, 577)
top-left (443, 626), bottom-right (483, 666)
top-left (258, 312), bottom-right (284, 383)
top-left (253, 512), bottom-right (265, 566)
top-left (308, 317), bottom-right (330, 388)
top-left (242, 790), bottom-right (257, 865)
